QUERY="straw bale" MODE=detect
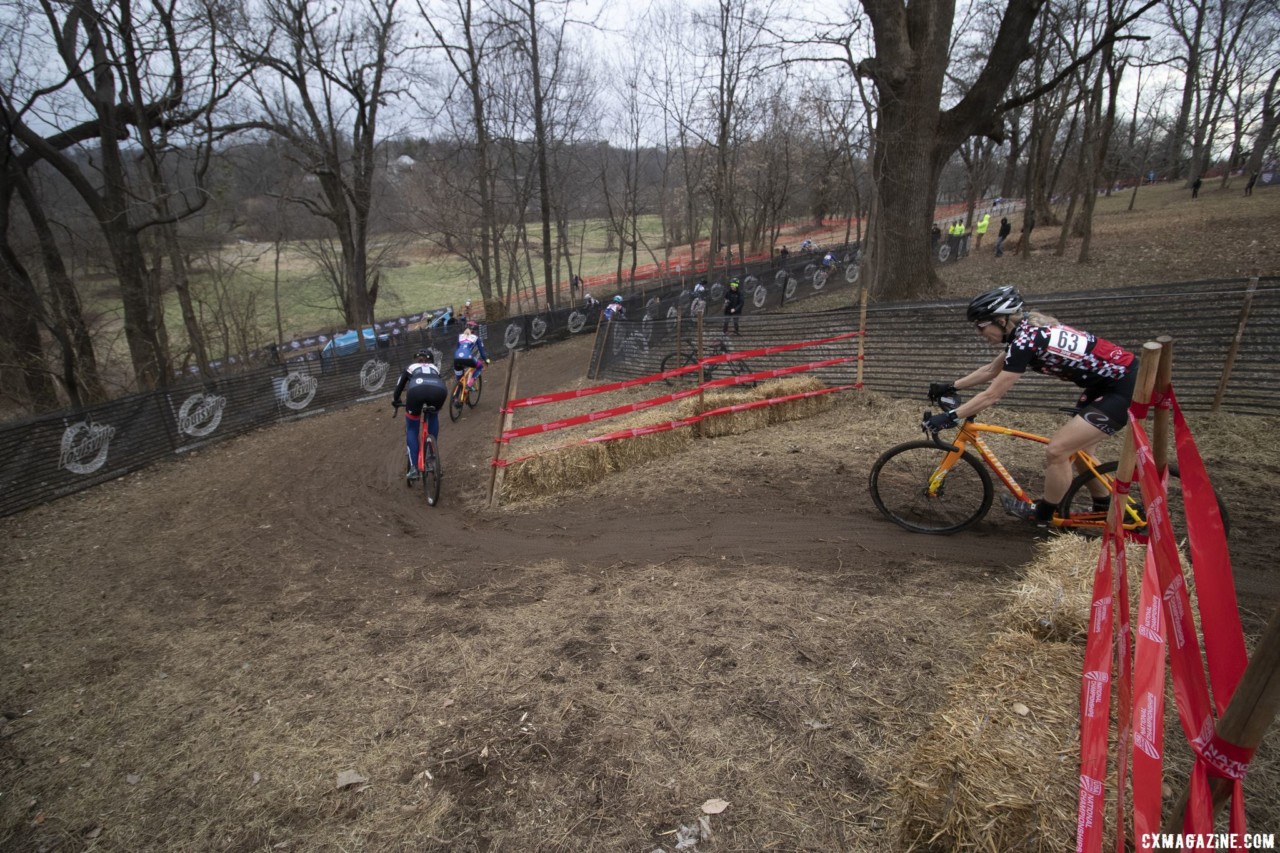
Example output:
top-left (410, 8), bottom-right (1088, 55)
top-left (500, 442), bottom-right (612, 502)
top-left (893, 630), bottom-right (1083, 852)
top-left (604, 424), bottom-right (695, 469)
top-left (761, 376), bottom-right (834, 424)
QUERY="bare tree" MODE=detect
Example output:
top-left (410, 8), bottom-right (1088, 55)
top-left (810, 0), bottom-right (1155, 298)
top-left (235, 0), bottom-right (410, 336)
top-left (3, 0), bottom-right (231, 389)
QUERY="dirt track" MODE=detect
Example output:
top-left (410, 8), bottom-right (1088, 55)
top-left (4, 333), bottom-right (1278, 851)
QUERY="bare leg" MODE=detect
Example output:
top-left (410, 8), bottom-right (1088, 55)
top-left (1043, 416), bottom-right (1111, 504)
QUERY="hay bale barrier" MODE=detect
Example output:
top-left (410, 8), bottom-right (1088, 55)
top-left (502, 377), bottom-right (832, 502)
top-left (893, 629), bottom-right (1083, 852)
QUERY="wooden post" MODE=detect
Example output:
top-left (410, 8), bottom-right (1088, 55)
top-left (1162, 603), bottom-right (1280, 831)
top-left (1107, 342), bottom-right (1163, 531)
top-left (591, 314), bottom-right (612, 381)
top-left (1211, 272), bottom-right (1259, 413)
top-left (1153, 336), bottom-right (1174, 473)
top-left (856, 285), bottom-right (869, 389)
top-left (487, 350), bottom-right (520, 508)
top-left (674, 303), bottom-right (683, 369)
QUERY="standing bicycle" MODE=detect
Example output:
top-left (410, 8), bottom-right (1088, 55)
top-left (392, 348), bottom-right (449, 504)
top-left (920, 285), bottom-right (1135, 528)
top-left (660, 335), bottom-right (757, 389)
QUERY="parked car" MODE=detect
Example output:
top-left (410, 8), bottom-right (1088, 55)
top-left (320, 327), bottom-right (391, 363)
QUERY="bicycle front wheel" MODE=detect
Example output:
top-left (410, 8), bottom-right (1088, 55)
top-left (1059, 461), bottom-right (1230, 541)
top-left (467, 372), bottom-right (482, 408)
top-left (869, 441), bottom-right (994, 534)
top-left (449, 382), bottom-right (464, 421)
top-left (421, 438), bottom-right (441, 507)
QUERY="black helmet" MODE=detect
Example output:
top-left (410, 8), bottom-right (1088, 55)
top-left (415, 348), bottom-right (434, 362)
top-left (966, 285), bottom-right (1024, 323)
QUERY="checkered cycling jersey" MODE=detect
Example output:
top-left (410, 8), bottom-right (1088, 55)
top-left (1003, 318), bottom-right (1133, 387)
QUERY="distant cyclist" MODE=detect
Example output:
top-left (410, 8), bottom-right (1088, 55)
top-left (603, 295), bottom-right (626, 321)
top-left (453, 321), bottom-right (490, 387)
top-left (822, 250), bottom-right (836, 268)
top-left (392, 348), bottom-right (448, 482)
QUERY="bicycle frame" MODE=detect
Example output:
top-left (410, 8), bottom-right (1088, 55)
top-left (929, 419), bottom-right (1145, 531)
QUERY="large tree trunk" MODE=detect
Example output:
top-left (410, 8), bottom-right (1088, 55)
top-left (858, 0), bottom-right (1045, 300)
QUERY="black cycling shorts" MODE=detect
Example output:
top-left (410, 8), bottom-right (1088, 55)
top-left (406, 376), bottom-right (448, 415)
top-left (454, 357), bottom-right (479, 372)
top-left (1076, 370), bottom-right (1136, 436)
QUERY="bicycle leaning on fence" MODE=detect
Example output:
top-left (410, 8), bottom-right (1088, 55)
top-left (867, 390), bottom-right (1228, 537)
top-left (449, 364), bottom-right (483, 421)
top-left (660, 336), bottom-right (758, 389)
top-left (392, 404), bottom-right (442, 507)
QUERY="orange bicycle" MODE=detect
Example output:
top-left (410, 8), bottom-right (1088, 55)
top-left (449, 365), bottom-right (483, 421)
top-left (868, 396), bottom-right (1228, 537)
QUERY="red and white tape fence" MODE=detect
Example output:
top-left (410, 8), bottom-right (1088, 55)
top-left (1077, 361), bottom-right (1251, 851)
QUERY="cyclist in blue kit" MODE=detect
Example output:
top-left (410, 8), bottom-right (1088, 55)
top-left (923, 285), bottom-right (1136, 527)
top-left (453, 321), bottom-right (490, 387)
top-left (392, 349), bottom-right (449, 482)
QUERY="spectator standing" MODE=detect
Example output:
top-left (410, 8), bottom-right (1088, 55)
top-left (1191, 176), bottom-right (1203, 198)
top-left (995, 217), bottom-right (1012, 257)
top-left (723, 278), bottom-right (744, 335)
top-left (975, 212), bottom-right (991, 250)
top-left (931, 223), bottom-right (942, 249)
top-left (1245, 172), bottom-right (1258, 196)
top-left (778, 245), bottom-right (790, 267)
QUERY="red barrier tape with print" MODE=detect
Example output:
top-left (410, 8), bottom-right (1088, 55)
top-left (499, 359), bottom-right (855, 442)
top-left (1077, 395), bottom-right (1251, 852)
top-left (493, 385), bottom-right (854, 467)
top-left (504, 331), bottom-right (863, 411)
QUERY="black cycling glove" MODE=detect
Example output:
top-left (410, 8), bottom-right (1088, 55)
top-left (928, 381), bottom-right (957, 403)
top-left (922, 410), bottom-right (959, 433)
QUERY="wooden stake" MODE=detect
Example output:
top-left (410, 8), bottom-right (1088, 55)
top-left (1153, 336), bottom-right (1173, 473)
top-left (1162, 603), bottom-right (1280, 830)
top-left (1107, 342), bottom-right (1163, 532)
top-left (487, 350), bottom-right (520, 508)
top-left (856, 285), bottom-right (868, 389)
top-left (1212, 272), bottom-right (1259, 413)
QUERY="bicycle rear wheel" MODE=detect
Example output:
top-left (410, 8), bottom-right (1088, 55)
top-left (421, 437), bottom-right (441, 507)
top-left (449, 380), bottom-right (464, 421)
top-left (1059, 461), bottom-right (1229, 541)
top-left (869, 441), bottom-right (994, 534)
top-left (467, 372), bottom-right (482, 408)
top-left (661, 351), bottom-right (700, 387)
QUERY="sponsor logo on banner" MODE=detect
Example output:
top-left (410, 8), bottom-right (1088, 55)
top-left (282, 371), bottom-right (318, 410)
top-left (59, 420), bottom-right (117, 474)
top-left (1076, 773), bottom-right (1105, 845)
top-left (177, 393), bottom-right (227, 438)
top-left (1134, 691), bottom-right (1162, 759)
top-left (1163, 575), bottom-right (1189, 649)
top-left (1083, 670), bottom-right (1110, 719)
top-left (360, 359), bottom-right (390, 392)
top-left (1138, 598), bottom-right (1164, 645)
top-left (1091, 595), bottom-right (1112, 633)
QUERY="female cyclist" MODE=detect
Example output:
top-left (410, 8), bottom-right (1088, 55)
top-left (923, 285), bottom-right (1136, 526)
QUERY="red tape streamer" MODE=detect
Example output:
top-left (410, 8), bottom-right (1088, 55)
top-left (1079, 393), bottom-right (1253, 852)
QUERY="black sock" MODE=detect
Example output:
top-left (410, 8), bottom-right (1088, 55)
top-left (1091, 496), bottom-right (1111, 513)
top-left (1034, 499), bottom-right (1057, 522)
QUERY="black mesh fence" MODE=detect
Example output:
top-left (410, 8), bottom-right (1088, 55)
top-left (591, 277), bottom-right (1280, 417)
top-left (4, 272), bottom-right (1274, 519)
